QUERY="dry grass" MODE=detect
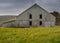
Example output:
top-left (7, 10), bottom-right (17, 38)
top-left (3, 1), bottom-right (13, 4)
top-left (0, 26), bottom-right (60, 43)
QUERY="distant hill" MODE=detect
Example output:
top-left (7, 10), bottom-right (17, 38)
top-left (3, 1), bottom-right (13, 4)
top-left (0, 15), bottom-right (16, 26)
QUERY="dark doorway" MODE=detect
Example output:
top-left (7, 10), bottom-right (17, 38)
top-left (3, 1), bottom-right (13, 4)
top-left (40, 14), bottom-right (42, 19)
top-left (40, 21), bottom-right (42, 25)
top-left (29, 21), bottom-right (32, 26)
top-left (29, 14), bottom-right (32, 19)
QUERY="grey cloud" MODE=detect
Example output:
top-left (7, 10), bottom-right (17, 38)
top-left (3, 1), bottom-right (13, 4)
top-left (0, 0), bottom-right (60, 15)
top-left (36, 0), bottom-right (60, 12)
top-left (0, 0), bottom-right (35, 15)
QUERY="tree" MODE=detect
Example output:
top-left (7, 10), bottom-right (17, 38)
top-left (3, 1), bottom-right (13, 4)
top-left (50, 11), bottom-right (60, 17)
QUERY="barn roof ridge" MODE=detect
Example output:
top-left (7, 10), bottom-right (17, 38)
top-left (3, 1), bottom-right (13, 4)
top-left (17, 3), bottom-right (50, 17)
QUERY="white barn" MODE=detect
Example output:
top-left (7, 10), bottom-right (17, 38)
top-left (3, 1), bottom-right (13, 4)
top-left (1, 3), bottom-right (56, 27)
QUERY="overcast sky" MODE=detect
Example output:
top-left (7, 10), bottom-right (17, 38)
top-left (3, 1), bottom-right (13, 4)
top-left (0, 0), bottom-right (60, 16)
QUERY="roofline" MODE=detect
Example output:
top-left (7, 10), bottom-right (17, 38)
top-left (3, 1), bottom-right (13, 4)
top-left (17, 3), bottom-right (55, 18)
top-left (17, 3), bottom-right (37, 17)
top-left (17, 3), bottom-right (47, 17)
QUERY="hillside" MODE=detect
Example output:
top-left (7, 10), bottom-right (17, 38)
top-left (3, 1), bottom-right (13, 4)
top-left (0, 15), bottom-right (16, 27)
top-left (0, 27), bottom-right (60, 43)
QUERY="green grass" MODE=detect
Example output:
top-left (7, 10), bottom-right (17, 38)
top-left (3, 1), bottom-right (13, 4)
top-left (0, 26), bottom-right (60, 43)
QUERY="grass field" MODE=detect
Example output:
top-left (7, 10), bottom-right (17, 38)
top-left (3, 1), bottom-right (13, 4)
top-left (0, 26), bottom-right (60, 43)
